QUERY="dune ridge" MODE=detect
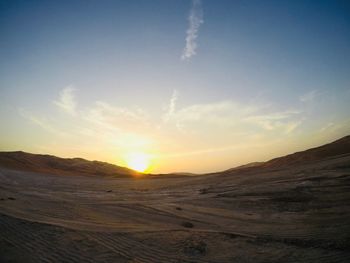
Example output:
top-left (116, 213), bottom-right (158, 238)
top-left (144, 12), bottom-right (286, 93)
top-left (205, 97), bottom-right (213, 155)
top-left (0, 151), bottom-right (138, 177)
top-left (1, 135), bottom-right (350, 262)
top-left (1, 135), bottom-right (350, 177)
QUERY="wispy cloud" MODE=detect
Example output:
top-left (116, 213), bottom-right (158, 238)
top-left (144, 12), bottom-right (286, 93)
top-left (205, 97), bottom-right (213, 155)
top-left (320, 122), bottom-right (335, 132)
top-left (299, 90), bottom-right (318, 103)
top-left (161, 138), bottom-right (275, 158)
top-left (54, 86), bottom-right (77, 116)
top-left (19, 108), bottom-right (67, 137)
top-left (162, 90), bottom-right (178, 123)
top-left (80, 101), bottom-right (153, 152)
top-left (167, 100), bottom-right (261, 132)
top-left (181, 0), bottom-right (203, 60)
top-left (162, 98), bottom-right (303, 136)
top-left (84, 101), bottom-right (149, 132)
top-left (244, 110), bottom-right (303, 133)
top-left (18, 86), bottom-right (316, 172)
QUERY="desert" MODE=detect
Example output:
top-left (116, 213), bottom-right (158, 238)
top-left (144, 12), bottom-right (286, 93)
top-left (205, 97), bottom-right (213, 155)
top-left (1, 136), bottom-right (350, 262)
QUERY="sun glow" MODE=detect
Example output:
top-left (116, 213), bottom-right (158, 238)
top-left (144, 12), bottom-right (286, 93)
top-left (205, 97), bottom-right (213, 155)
top-left (125, 152), bottom-right (151, 173)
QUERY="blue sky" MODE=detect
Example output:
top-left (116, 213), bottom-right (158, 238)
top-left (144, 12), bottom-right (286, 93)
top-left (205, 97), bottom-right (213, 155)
top-left (1, 0), bottom-right (350, 173)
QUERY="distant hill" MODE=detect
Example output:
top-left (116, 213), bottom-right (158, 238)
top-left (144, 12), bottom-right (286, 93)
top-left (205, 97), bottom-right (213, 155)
top-left (221, 135), bottom-right (350, 173)
top-left (262, 135), bottom-right (350, 168)
top-left (224, 162), bottom-right (264, 172)
top-left (0, 151), bottom-right (138, 177)
top-left (1, 135), bottom-right (350, 177)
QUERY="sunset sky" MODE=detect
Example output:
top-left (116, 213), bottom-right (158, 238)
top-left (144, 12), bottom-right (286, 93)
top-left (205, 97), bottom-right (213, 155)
top-left (1, 0), bottom-right (350, 173)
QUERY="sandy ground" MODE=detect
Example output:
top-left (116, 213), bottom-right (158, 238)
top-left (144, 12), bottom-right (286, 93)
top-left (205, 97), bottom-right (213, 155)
top-left (1, 154), bottom-right (350, 262)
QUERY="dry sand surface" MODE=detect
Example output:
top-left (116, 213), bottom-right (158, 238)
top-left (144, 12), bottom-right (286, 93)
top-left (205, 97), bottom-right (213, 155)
top-left (1, 153), bottom-right (350, 262)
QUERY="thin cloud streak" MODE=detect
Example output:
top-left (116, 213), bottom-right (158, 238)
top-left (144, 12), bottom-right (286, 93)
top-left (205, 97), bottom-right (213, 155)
top-left (160, 140), bottom-right (274, 158)
top-left (299, 90), bottom-right (318, 103)
top-left (53, 86), bottom-right (77, 116)
top-left (244, 110), bottom-right (303, 133)
top-left (84, 101), bottom-right (150, 133)
top-left (162, 89), bottom-right (178, 123)
top-left (19, 108), bottom-right (67, 137)
top-left (181, 0), bottom-right (203, 60)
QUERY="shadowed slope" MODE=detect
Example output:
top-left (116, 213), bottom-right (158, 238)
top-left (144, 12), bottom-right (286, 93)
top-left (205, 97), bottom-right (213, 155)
top-left (0, 151), bottom-right (138, 177)
top-left (262, 135), bottom-right (350, 168)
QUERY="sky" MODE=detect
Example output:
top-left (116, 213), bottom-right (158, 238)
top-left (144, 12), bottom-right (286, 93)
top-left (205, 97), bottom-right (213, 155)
top-left (1, 0), bottom-right (350, 173)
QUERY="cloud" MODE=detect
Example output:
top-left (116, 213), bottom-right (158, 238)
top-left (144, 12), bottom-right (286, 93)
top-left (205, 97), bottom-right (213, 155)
top-left (299, 90), bottom-right (318, 103)
top-left (161, 139), bottom-right (273, 158)
top-left (244, 110), bottom-right (303, 133)
top-left (320, 122), bottom-right (335, 132)
top-left (181, 0), bottom-right (203, 60)
top-left (159, 100), bottom-right (262, 137)
top-left (19, 108), bottom-right (67, 136)
top-left (81, 101), bottom-right (153, 151)
top-left (84, 101), bottom-right (150, 133)
top-left (54, 86), bottom-right (77, 116)
top-left (162, 90), bottom-right (178, 123)
top-left (19, 84), bottom-right (312, 173)
top-left (165, 99), bottom-right (303, 136)
top-left (168, 100), bottom-right (261, 129)
top-left (285, 120), bottom-right (303, 134)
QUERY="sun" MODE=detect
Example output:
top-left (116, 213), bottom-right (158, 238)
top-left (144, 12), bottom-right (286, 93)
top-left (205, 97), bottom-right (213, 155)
top-left (125, 152), bottom-right (151, 173)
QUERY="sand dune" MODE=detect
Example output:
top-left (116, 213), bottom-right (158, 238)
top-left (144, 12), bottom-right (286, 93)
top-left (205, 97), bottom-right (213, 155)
top-left (262, 135), bottom-right (350, 168)
top-left (1, 136), bottom-right (350, 262)
top-left (0, 151), bottom-right (138, 177)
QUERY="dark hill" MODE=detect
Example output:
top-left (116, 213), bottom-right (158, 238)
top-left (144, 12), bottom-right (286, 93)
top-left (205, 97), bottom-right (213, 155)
top-left (1, 135), bottom-right (350, 177)
top-left (262, 135), bottom-right (350, 168)
top-left (0, 151), bottom-right (138, 177)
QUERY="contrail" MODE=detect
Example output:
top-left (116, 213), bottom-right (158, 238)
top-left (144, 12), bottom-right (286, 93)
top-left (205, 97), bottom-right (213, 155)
top-left (181, 0), bottom-right (203, 60)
